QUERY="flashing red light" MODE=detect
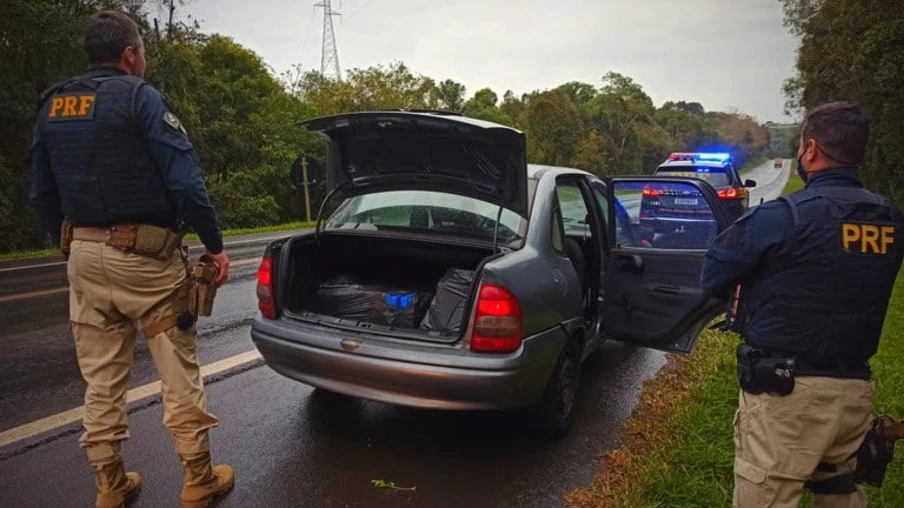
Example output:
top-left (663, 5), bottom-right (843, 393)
top-left (642, 187), bottom-right (661, 197)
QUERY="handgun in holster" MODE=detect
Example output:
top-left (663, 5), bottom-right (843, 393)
top-left (855, 415), bottom-right (902, 488)
top-left (190, 255), bottom-right (220, 317)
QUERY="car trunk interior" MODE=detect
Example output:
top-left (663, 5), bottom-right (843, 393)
top-left (284, 233), bottom-right (496, 340)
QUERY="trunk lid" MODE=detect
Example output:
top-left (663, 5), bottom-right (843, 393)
top-left (300, 111), bottom-right (530, 218)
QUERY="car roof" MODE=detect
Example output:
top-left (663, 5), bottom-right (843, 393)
top-left (527, 163), bottom-right (589, 180)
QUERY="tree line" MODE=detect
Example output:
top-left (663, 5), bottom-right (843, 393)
top-left (781, 0), bottom-right (904, 203)
top-left (1, 0), bottom-right (778, 254)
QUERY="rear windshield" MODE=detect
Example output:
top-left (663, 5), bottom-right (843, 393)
top-left (326, 190), bottom-right (527, 244)
top-left (655, 166), bottom-right (732, 188)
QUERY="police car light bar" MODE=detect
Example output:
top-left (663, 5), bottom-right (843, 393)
top-left (667, 152), bottom-right (732, 162)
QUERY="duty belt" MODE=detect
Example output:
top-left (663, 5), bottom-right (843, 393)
top-left (71, 223), bottom-right (184, 261)
top-left (793, 358), bottom-right (871, 380)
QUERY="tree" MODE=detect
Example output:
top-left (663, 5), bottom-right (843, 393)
top-left (524, 91), bottom-right (584, 167)
top-left (781, 0), bottom-right (904, 203)
top-left (436, 79), bottom-right (466, 112)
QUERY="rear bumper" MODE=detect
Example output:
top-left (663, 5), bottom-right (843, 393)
top-left (250, 317), bottom-right (567, 411)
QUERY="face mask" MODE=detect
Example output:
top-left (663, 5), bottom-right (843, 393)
top-left (797, 156), bottom-right (808, 183)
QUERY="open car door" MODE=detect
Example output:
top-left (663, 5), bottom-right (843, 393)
top-left (600, 176), bottom-right (734, 354)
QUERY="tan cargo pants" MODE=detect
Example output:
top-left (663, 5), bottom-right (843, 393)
top-left (67, 239), bottom-right (218, 466)
top-left (733, 376), bottom-right (875, 508)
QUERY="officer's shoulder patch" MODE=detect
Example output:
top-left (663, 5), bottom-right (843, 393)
top-left (163, 111), bottom-right (187, 135)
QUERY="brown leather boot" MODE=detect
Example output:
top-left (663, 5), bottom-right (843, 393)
top-left (179, 452), bottom-right (235, 508)
top-left (94, 459), bottom-right (142, 508)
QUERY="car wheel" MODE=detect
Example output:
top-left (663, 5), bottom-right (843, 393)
top-left (532, 339), bottom-right (582, 439)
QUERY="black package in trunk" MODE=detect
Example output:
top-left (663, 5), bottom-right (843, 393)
top-left (314, 275), bottom-right (431, 329)
top-left (419, 268), bottom-right (475, 335)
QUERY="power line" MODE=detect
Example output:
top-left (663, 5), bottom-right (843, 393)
top-left (314, 0), bottom-right (342, 80)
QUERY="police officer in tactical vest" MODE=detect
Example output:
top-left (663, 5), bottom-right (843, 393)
top-left (701, 101), bottom-right (904, 507)
top-left (29, 11), bottom-right (234, 508)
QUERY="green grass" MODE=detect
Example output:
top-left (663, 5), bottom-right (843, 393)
top-left (0, 220), bottom-right (316, 262)
top-left (0, 247), bottom-right (60, 262)
top-left (782, 161), bottom-right (806, 196)
top-left (574, 268), bottom-right (904, 507)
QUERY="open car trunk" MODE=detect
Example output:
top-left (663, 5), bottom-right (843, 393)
top-left (284, 233), bottom-right (496, 342)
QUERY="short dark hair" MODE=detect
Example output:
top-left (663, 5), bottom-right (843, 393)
top-left (83, 11), bottom-right (142, 65)
top-left (800, 101), bottom-right (870, 166)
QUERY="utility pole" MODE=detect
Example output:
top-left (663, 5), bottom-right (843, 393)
top-left (302, 157), bottom-right (312, 222)
top-left (314, 0), bottom-right (342, 80)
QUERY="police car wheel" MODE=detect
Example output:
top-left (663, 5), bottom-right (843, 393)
top-left (532, 339), bottom-right (582, 439)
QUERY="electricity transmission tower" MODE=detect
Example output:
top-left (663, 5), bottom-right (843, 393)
top-left (314, 0), bottom-right (342, 80)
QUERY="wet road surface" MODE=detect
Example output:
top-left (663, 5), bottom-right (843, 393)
top-left (0, 160), bottom-right (788, 508)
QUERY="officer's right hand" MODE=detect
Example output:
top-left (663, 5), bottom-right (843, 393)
top-left (205, 250), bottom-right (230, 287)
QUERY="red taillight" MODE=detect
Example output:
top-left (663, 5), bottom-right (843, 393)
top-left (642, 187), bottom-right (661, 197)
top-left (470, 283), bottom-right (523, 353)
top-left (256, 256), bottom-right (276, 319)
top-left (718, 188), bottom-right (739, 199)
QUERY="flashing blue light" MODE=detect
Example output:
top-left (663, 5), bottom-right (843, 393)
top-left (696, 152), bottom-right (732, 162)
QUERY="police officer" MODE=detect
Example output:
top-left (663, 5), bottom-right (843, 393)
top-left (29, 11), bottom-right (234, 508)
top-left (701, 101), bottom-right (904, 507)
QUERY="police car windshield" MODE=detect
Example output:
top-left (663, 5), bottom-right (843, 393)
top-left (655, 167), bottom-right (731, 188)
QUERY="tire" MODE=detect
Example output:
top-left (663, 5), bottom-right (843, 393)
top-left (531, 339), bottom-right (582, 439)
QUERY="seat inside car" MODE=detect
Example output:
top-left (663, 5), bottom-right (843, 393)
top-left (564, 237), bottom-right (587, 297)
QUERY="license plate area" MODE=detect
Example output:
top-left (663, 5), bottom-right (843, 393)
top-left (674, 198), bottom-right (699, 205)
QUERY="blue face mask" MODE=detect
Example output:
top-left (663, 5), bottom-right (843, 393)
top-left (797, 155), bottom-right (808, 182)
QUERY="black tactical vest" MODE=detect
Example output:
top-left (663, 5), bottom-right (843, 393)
top-left (36, 67), bottom-right (177, 228)
top-left (740, 183), bottom-right (904, 366)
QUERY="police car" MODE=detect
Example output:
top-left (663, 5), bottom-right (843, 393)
top-left (639, 152), bottom-right (756, 246)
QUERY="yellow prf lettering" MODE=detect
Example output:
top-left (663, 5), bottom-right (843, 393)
top-left (842, 223), bottom-right (860, 251)
top-left (62, 96), bottom-right (78, 117)
top-left (842, 222), bottom-right (896, 255)
top-left (881, 226), bottom-right (895, 255)
top-left (78, 95), bottom-right (95, 116)
top-left (48, 98), bottom-right (64, 118)
top-left (862, 225), bottom-right (881, 254)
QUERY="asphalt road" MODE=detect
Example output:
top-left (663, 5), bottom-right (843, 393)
top-left (0, 159), bottom-right (789, 508)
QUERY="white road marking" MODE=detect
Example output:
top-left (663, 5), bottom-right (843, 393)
top-left (0, 349), bottom-right (262, 449)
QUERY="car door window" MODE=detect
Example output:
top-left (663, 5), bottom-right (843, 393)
top-left (614, 180), bottom-right (720, 250)
top-left (591, 181), bottom-right (637, 248)
top-left (556, 182), bottom-right (591, 239)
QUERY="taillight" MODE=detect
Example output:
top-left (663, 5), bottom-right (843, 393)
top-left (256, 256), bottom-right (276, 319)
top-left (718, 188), bottom-right (739, 199)
top-left (642, 187), bottom-right (661, 197)
top-left (470, 283), bottom-right (523, 353)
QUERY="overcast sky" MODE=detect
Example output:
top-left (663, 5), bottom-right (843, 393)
top-left (173, 0), bottom-right (800, 123)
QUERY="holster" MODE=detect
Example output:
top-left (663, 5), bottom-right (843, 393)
top-left (190, 257), bottom-right (219, 317)
top-left (854, 415), bottom-right (896, 488)
top-left (736, 344), bottom-right (796, 396)
top-left (60, 219), bottom-right (74, 255)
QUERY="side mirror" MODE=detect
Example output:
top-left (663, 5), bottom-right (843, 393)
top-left (290, 155), bottom-right (322, 187)
top-left (744, 179), bottom-right (757, 188)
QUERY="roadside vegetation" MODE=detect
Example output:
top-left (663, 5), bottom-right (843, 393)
top-left (570, 0), bottom-right (904, 503)
top-left (4, 0), bottom-right (779, 257)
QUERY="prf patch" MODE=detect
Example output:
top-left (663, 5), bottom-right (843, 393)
top-left (47, 93), bottom-right (97, 122)
top-left (841, 222), bottom-right (896, 255)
